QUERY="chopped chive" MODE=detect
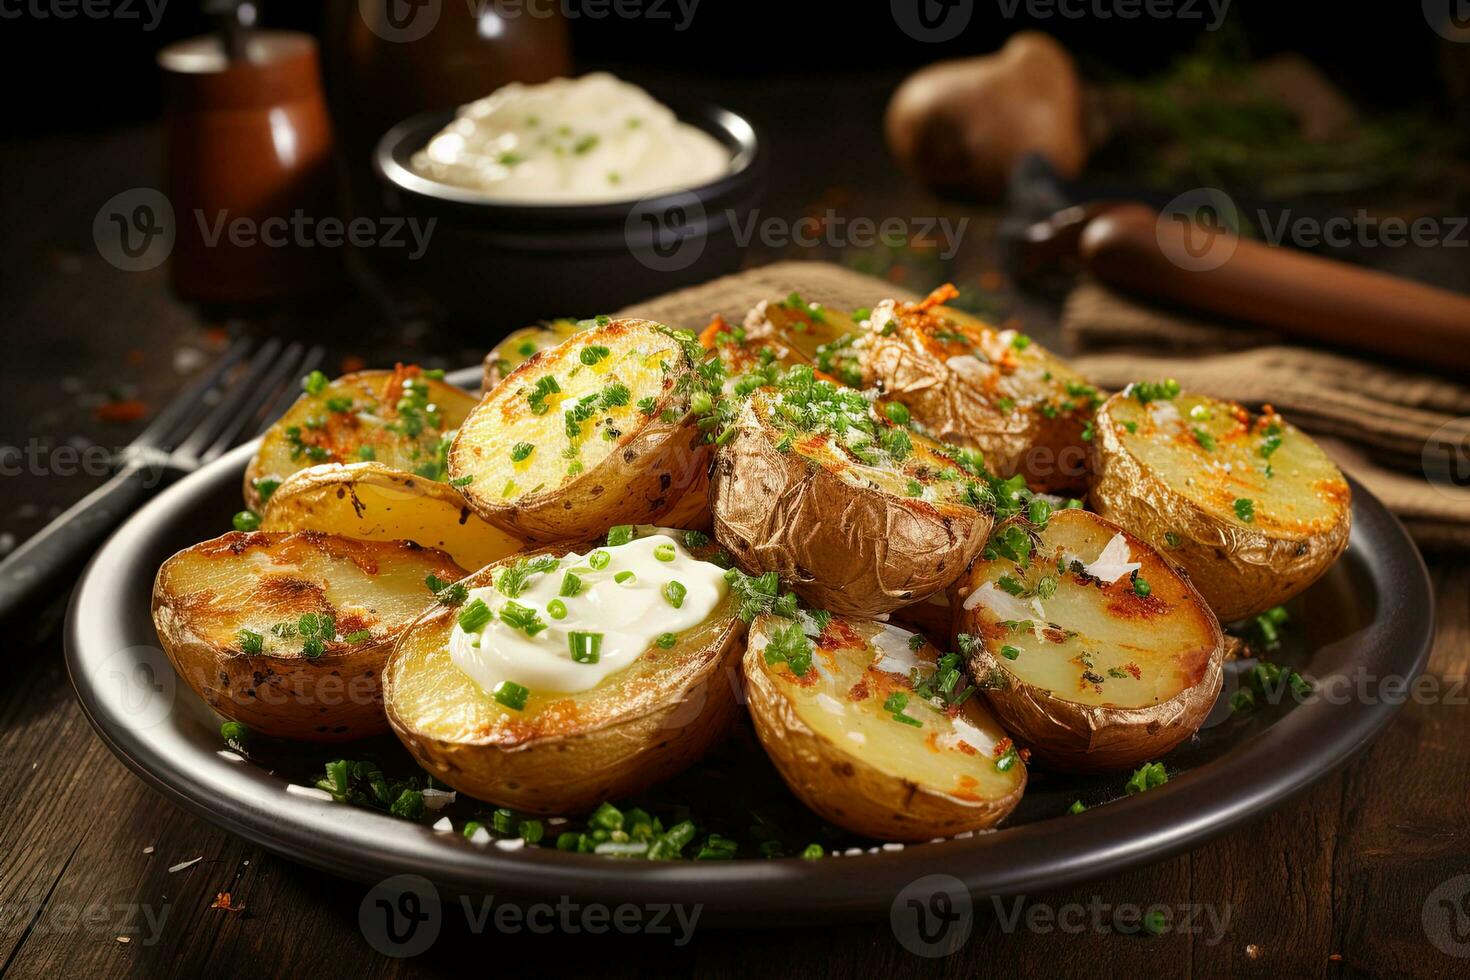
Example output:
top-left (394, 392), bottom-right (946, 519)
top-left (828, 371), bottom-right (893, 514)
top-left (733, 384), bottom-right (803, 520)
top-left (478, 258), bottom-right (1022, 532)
top-left (492, 681), bottom-right (530, 711)
top-left (236, 628), bottom-right (264, 654)
top-left (607, 525), bottom-right (635, 547)
top-left (568, 631), bottom-right (603, 664)
top-left (663, 580), bottom-right (687, 608)
top-left (232, 510), bottom-right (261, 532)
top-left (589, 550), bottom-right (611, 570)
top-left (559, 571), bottom-right (582, 597)
top-left (511, 442), bottom-right (535, 462)
top-left (614, 570), bottom-right (636, 584)
top-left (653, 543), bottom-right (676, 563)
top-left (343, 630), bottom-right (373, 644)
top-left (655, 632), bottom-right (677, 649)
top-left (546, 599), bottom-right (567, 620)
top-left (458, 598), bottom-right (492, 633)
top-left (1000, 645), bottom-right (1020, 660)
top-left (1233, 498), bottom-right (1256, 523)
top-left (302, 370), bottom-right (328, 395)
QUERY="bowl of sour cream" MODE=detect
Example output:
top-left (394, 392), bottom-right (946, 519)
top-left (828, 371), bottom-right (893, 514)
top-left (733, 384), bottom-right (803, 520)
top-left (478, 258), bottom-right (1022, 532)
top-left (373, 73), bottom-right (764, 329)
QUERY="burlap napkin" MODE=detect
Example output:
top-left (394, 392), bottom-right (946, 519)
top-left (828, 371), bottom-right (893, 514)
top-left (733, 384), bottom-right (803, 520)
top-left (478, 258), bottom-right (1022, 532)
top-left (614, 261), bottom-right (1470, 551)
top-left (1062, 279), bottom-right (1470, 552)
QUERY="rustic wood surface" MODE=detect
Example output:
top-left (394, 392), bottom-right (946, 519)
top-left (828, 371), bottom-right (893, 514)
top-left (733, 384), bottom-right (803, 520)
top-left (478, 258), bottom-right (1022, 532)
top-left (2, 73), bottom-right (1468, 979)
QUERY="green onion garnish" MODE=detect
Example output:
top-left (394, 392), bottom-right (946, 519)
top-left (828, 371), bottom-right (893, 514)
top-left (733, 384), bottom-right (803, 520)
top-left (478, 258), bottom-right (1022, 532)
top-left (492, 681), bottom-right (529, 711)
top-left (458, 598), bottom-right (492, 633)
top-left (589, 550), bottom-right (610, 570)
top-left (663, 580), bottom-right (687, 608)
top-left (546, 599), bottom-right (567, 620)
top-left (653, 543), bottom-right (676, 562)
top-left (568, 631), bottom-right (603, 664)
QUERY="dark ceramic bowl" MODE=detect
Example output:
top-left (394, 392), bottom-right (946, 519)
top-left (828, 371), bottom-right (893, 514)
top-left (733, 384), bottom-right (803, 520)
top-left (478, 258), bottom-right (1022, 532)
top-left (372, 102), bottom-right (765, 331)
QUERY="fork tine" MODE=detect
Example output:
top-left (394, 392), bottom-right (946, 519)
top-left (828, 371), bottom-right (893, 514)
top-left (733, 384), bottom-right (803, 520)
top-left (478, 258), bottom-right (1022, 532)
top-left (174, 339), bottom-right (285, 460)
top-left (199, 341), bottom-right (311, 463)
top-left (254, 345), bottom-right (325, 437)
top-left (133, 336), bottom-right (253, 451)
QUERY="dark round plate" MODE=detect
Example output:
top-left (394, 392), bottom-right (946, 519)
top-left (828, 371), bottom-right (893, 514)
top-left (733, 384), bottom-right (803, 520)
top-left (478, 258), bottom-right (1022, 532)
top-left (65, 391), bottom-right (1434, 924)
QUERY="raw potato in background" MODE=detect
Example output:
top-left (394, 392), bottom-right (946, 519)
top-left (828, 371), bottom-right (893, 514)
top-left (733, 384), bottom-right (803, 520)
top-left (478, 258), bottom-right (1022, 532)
top-left (152, 531), bottom-right (466, 741)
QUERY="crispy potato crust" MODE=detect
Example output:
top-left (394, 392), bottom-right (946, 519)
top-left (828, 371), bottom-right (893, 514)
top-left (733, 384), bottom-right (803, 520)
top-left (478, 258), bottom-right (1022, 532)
top-left (1089, 391), bottom-right (1351, 622)
top-left (259, 462), bottom-right (527, 572)
top-left (383, 550), bottom-right (747, 813)
top-left (861, 290), bottom-right (1098, 493)
top-left (744, 614), bottom-right (1025, 840)
top-left (451, 318), bottom-right (711, 542)
top-left (152, 531), bottom-right (465, 741)
top-left (482, 319), bottom-right (590, 392)
top-left (952, 509), bottom-right (1224, 772)
top-left (245, 367), bottom-right (478, 511)
top-left (710, 391), bottom-right (992, 617)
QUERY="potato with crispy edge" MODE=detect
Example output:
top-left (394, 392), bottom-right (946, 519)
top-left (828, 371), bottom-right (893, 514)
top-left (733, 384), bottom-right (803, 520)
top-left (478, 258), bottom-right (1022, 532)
top-left (861, 286), bottom-right (1099, 493)
top-left (1089, 387), bottom-right (1351, 622)
top-left (710, 375), bottom-right (993, 617)
top-left (382, 546), bottom-right (746, 813)
top-left (482, 318), bottom-right (590, 392)
top-left (450, 318), bottom-right (713, 542)
top-left (952, 508), bottom-right (1224, 772)
top-left (152, 531), bottom-right (465, 741)
top-left (745, 613), bottom-right (1025, 840)
top-left (259, 462), bottom-right (527, 571)
top-left (245, 366), bottom-right (478, 511)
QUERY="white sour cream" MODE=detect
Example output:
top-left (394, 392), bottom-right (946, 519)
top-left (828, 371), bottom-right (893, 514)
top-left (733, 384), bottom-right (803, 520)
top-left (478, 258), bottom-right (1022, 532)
top-left (448, 534), bottom-right (727, 696)
top-left (411, 73), bottom-right (730, 204)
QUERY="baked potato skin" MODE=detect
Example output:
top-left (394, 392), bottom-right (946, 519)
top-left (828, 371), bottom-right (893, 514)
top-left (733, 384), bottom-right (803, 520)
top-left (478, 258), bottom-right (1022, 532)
top-left (258, 461), bottom-right (526, 572)
top-left (152, 531), bottom-right (465, 741)
top-left (383, 551), bottom-right (747, 813)
top-left (744, 614), bottom-right (1025, 840)
top-left (245, 367), bottom-right (478, 512)
top-left (1088, 391), bottom-right (1351, 622)
top-left (952, 509), bottom-right (1224, 772)
top-left (450, 318), bottom-right (711, 543)
top-left (861, 293), bottom-right (1097, 493)
top-left (482, 318), bottom-right (590, 392)
top-left (709, 393), bottom-right (992, 618)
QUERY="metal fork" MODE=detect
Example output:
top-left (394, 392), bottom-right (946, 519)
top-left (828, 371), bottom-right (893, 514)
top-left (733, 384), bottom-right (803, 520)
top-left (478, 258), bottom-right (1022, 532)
top-left (0, 337), bottom-right (324, 623)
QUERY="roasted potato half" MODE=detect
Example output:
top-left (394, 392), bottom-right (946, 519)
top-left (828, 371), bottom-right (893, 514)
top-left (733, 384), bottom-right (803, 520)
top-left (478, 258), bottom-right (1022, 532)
top-left (1089, 388), bottom-right (1351, 622)
top-left (744, 613), bottom-right (1025, 840)
top-left (952, 508), bottom-right (1224, 772)
top-left (861, 287), bottom-right (1099, 493)
top-left (152, 531), bottom-right (466, 741)
top-left (482, 318), bottom-right (590, 391)
top-left (449, 318), bottom-right (713, 542)
top-left (741, 294), bottom-right (866, 380)
top-left (383, 542), bottom-right (746, 813)
top-left (245, 366), bottom-right (478, 511)
top-left (710, 372), bottom-right (993, 617)
top-left (259, 462), bottom-right (527, 571)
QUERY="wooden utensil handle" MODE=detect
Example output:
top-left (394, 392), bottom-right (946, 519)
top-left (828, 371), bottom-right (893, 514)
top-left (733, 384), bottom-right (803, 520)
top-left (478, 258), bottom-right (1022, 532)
top-left (1078, 203), bottom-right (1470, 373)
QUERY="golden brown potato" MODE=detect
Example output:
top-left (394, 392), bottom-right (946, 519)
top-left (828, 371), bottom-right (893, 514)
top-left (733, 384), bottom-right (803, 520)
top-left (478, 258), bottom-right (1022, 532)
top-left (1089, 387), bottom-right (1351, 622)
top-left (450, 318), bottom-right (713, 542)
top-left (860, 286), bottom-right (1099, 493)
top-left (383, 545), bottom-right (746, 813)
top-left (710, 376), bottom-right (993, 617)
top-left (744, 613), bottom-right (1026, 840)
top-left (482, 318), bottom-right (590, 392)
top-left (152, 531), bottom-right (465, 741)
top-left (258, 462), bottom-right (527, 572)
top-left (245, 366), bottom-right (478, 512)
top-left (952, 508), bottom-right (1224, 772)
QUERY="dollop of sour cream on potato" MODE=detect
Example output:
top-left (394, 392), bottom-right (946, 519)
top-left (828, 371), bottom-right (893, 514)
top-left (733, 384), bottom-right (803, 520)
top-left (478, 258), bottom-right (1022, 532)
top-left (449, 534), bottom-right (727, 696)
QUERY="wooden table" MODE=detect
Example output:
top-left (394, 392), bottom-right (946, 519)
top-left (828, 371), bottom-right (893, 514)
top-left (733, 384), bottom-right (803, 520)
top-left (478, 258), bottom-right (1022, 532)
top-left (2, 74), bottom-right (1468, 979)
